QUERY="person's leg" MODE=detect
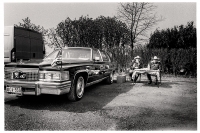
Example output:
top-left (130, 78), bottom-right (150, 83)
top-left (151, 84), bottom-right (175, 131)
top-left (132, 71), bottom-right (137, 82)
top-left (147, 74), bottom-right (152, 84)
top-left (129, 70), bottom-right (133, 81)
top-left (155, 71), bottom-right (160, 85)
top-left (154, 76), bottom-right (158, 85)
top-left (134, 73), bottom-right (139, 83)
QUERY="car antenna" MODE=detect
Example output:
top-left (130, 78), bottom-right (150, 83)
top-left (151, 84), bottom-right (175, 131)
top-left (61, 47), bottom-right (62, 69)
top-left (59, 46), bottom-right (62, 69)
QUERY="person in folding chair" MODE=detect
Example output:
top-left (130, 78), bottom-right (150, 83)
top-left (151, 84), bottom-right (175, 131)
top-left (147, 56), bottom-right (161, 85)
top-left (129, 56), bottom-right (143, 84)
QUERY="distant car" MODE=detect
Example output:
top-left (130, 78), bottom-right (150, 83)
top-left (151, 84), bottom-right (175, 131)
top-left (4, 47), bottom-right (115, 101)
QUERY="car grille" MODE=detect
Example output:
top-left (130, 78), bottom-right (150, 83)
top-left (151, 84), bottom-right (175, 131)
top-left (5, 70), bottom-right (39, 81)
top-left (25, 72), bottom-right (38, 81)
top-left (5, 71), bottom-right (11, 79)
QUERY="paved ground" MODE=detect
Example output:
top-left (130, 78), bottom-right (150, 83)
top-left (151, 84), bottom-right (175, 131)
top-left (4, 76), bottom-right (197, 131)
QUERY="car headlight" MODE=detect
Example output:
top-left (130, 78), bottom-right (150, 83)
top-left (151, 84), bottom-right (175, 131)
top-left (52, 73), bottom-right (60, 80)
top-left (39, 73), bottom-right (44, 79)
top-left (45, 73), bottom-right (52, 80)
top-left (39, 71), bottom-right (69, 81)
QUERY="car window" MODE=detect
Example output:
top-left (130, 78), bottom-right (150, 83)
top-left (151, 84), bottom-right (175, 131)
top-left (44, 48), bottom-right (91, 60)
top-left (93, 49), bottom-right (102, 61)
top-left (62, 49), bottom-right (91, 60)
top-left (101, 51), bottom-right (110, 62)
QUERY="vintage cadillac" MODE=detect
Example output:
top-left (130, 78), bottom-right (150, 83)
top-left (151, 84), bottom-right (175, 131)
top-left (4, 47), bottom-right (114, 101)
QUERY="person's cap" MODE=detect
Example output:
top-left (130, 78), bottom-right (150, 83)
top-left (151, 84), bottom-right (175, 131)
top-left (153, 56), bottom-right (159, 60)
top-left (134, 56), bottom-right (141, 59)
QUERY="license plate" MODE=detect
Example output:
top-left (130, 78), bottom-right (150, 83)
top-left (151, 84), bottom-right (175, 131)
top-left (13, 72), bottom-right (26, 79)
top-left (6, 86), bottom-right (22, 94)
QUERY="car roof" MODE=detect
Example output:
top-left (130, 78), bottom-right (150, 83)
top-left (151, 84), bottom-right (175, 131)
top-left (55, 47), bottom-right (93, 50)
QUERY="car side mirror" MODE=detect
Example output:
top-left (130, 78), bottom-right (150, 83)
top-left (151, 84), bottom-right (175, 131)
top-left (94, 57), bottom-right (100, 61)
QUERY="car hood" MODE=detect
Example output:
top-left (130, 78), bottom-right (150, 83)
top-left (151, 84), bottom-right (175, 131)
top-left (5, 59), bottom-right (92, 69)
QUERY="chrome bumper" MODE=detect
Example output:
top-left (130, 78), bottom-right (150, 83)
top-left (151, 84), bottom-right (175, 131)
top-left (4, 79), bottom-right (71, 96)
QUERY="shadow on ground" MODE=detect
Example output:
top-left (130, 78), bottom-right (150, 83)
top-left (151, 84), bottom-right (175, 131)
top-left (5, 79), bottom-right (184, 112)
top-left (134, 79), bottom-right (179, 88)
top-left (5, 82), bottom-right (133, 113)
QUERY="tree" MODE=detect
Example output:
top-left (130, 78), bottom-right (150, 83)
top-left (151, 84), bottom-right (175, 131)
top-left (118, 2), bottom-right (163, 56)
top-left (56, 16), bottom-right (129, 50)
top-left (45, 28), bottom-right (64, 48)
top-left (147, 21), bottom-right (196, 49)
top-left (56, 16), bottom-right (103, 48)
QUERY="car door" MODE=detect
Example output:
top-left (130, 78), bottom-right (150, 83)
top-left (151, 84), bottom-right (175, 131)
top-left (86, 49), bottom-right (103, 83)
top-left (100, 51), bottom-right (112, 78)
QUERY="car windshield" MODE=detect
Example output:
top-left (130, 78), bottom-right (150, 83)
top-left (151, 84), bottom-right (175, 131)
top-left (44, 50), bottom-right (59, 60)
top-left (44, 48), bottom-right (91, 60)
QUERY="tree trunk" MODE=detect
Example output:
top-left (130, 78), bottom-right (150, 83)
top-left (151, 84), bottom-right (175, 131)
top-left (130, 28), bottom-right (134, 57)
top-left (130, 43), bottom-right (134, 57)
top-left (173, 67), bottom-right (177, 76)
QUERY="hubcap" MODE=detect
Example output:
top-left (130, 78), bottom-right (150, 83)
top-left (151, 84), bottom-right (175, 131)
top-left (76, 76), bottom-right (84, 98)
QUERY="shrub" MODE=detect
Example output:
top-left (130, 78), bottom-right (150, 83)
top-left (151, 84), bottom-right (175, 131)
top-left (113, 47), bottom-right (197, 77)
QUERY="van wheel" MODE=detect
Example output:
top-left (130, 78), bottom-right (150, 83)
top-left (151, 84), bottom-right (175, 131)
top-left (67, 75), bottom-right (85, 101)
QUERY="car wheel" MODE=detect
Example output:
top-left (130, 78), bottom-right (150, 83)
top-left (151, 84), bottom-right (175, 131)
top-left (105, 72), bottom-right (113, 84)
top-left (67, 75), bottom-right (85, 101)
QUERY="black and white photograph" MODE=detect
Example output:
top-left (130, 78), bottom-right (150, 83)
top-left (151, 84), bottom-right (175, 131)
top-left (3, 0), bottom-right (197, 131)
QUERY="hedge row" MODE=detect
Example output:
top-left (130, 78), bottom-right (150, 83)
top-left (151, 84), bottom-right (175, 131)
top-left (113, 48), bottom-right (197, 76)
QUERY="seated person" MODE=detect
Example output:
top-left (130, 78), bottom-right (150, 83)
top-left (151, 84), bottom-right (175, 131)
top-left (129, 56), bottom-right (143, 83)
top-left (147, 56), bottom-right (161, 85)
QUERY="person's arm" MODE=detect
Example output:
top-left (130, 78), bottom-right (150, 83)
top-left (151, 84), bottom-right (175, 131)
top-left (147, 62), bottom-right (151, 70)
top-left (132, 63), bottom-right (136, 69)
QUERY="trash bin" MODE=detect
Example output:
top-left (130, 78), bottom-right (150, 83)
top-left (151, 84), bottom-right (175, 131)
top-left (117, 75), bottom-right (126, 83)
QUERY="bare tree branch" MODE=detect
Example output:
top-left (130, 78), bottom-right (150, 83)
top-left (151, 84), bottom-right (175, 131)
top-left (117, 2), bottom-right (163, 56)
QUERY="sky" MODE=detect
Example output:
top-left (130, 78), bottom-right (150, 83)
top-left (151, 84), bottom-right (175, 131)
top-left (3, 1), bottom-right (197, 54)
top-left (4, 3), bottom-right (119, 29)
top-left (4, 2), bottom-right (196, 34)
